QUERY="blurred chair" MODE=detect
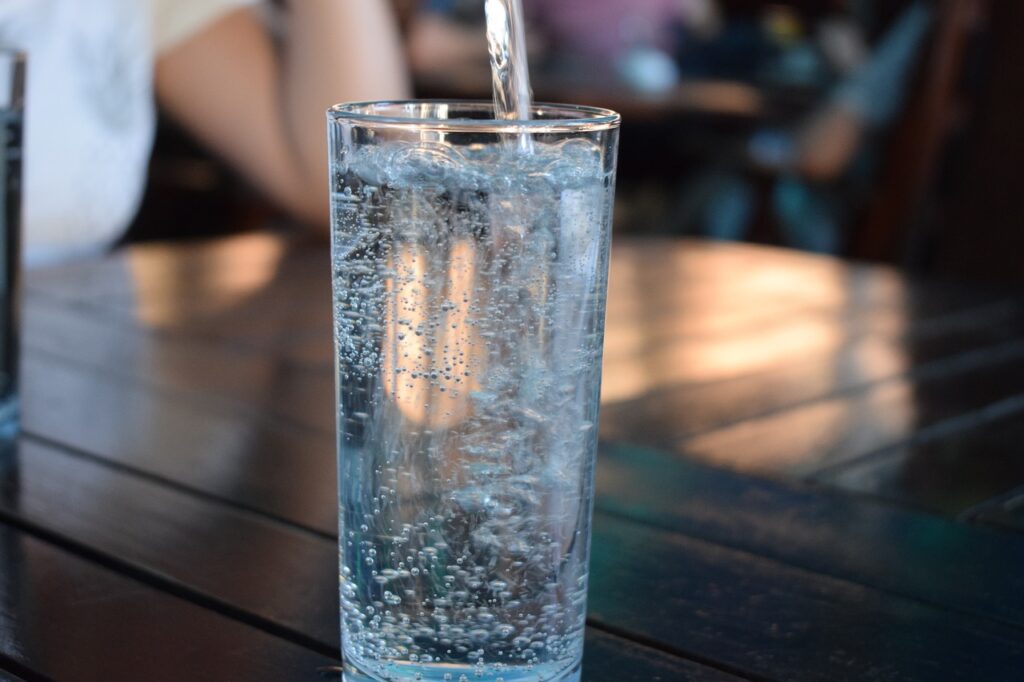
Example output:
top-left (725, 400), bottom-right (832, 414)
top-left (925, 0), bottom-right (1024, 285)
top-left (723, 0), bottom-right (985, 260)
top-left (685, 2), bottom-right (938, 254)
top-left (852, 0), bottom-right (986, 262)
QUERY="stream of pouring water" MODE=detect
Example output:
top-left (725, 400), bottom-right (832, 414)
top-left (485, 0), bottom-right (533, 150)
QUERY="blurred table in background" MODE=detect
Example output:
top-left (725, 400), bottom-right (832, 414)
top-left (1, 233), bottom-right (1023, 679)
top-left (414, 61), bottom-right (819, 123)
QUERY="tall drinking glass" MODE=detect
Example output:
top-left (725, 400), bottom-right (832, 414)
top-left (0, 50), bottom-right (24, 438)
top-left (328, 102), bottom-right (619, 682)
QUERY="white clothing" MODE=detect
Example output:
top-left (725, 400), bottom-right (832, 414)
top-left (0, 0), bottom-right (255, 265)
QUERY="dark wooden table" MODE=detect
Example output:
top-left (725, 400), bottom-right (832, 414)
top-left (2, 233), bottom-right (1023, 681)
top-left (415, 64), bottom-right (786, 122)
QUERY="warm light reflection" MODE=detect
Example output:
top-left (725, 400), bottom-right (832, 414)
top-left (127, 233), bottom-right (286, 328)
top-left (677, 81), bottom-right (764, 117)
top-left (846, 334), bottom-right (909, 381)
top-left (602, 317), bottom-right (845, 402)
top-left (382, 239), bottom-right (480, 428)
top-left (682, 381), bottom-right (916, 476)
top-left (606, 239), bottom-right (909, 322)
top-left (601, 239), bottom-right (911, 404)
top-left (599, 238), bottom-right (922, 475)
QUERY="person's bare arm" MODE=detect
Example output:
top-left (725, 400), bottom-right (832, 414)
top-left (407, 12), bottom-right (489, 75)
top-left (155, 1), bottom-right (410, 229)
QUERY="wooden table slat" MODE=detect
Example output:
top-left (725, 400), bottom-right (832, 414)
top-left (600, 301), bottom-right (1024, 447)
top-left (677, 339), bottom-right (1024, 476)
top-left (22, 301), bottom-right (334, 435)
top-left (0, 438), bottom-right (339, 649)
top-left (0, 661), bottom-right (30, 682)
top-left (588, 512), bottom-right (1024, 682)
top-left (595, 443), bottom-right (1024, 629)
top-left (978, 505), bottom-right (1024, 533)
top-left (19, 352), bottom-right (337, 535)
top-left (581, 631), bottom-right (748, 682)
top-left (819, 407), bottom-right (1024, 515)
top-left (967, 486), bottom-right (1024, 534)
top-left (0, 522), bottom-right (335, 681)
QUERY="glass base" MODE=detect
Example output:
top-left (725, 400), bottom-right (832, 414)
top-left (342, 658), bottom-right (582, 682)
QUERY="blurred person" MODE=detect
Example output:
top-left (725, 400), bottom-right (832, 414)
top-left (794, 2), bottom-right (933, 182)
top-left (406, 0), bottom-right (492, 75)
top-left (525, 0), bottom-right (719, 63)
top-left (0, 0), bottom-right (408, 266)
top-left (407, 0), bottom-right (720, 93)
top-left (527, 0), bottom-right (720, 92)
top-left (774, 1), bottom-right (933, 251)
top-left (695, 1), bottom-right (933, 253)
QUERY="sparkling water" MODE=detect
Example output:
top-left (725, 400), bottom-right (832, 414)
top-left (331, 137), bottom-right (614, 682)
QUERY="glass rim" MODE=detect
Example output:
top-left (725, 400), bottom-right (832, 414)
top-left (327, 100), bottom-right (620, 133)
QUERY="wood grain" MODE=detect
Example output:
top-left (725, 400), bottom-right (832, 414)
top-left (594, 443), bottom-right (1024, 628)
top-left (974, 490), bottom-right (1024, 533)
top-left (819, 407), bottom-right (1024, 516)
top-left (676, 339), bottom-right (1024, 476)
top-left (600, 300), bottom-right (1024, 447)
top-left (19, 351), bottom-right (337, 535)
top-left (588, 512), bottom-right (1024, 681)
top-left (0, 522), bottom-right (335, 681)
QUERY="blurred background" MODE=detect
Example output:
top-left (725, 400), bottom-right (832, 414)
top-left (127, 0), bottom-right (1022, 286)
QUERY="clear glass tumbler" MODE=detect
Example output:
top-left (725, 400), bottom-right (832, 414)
top-left (329, 101), bottom-right (619, 682)
top-left (0, 50), bottom-right (24, 438)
